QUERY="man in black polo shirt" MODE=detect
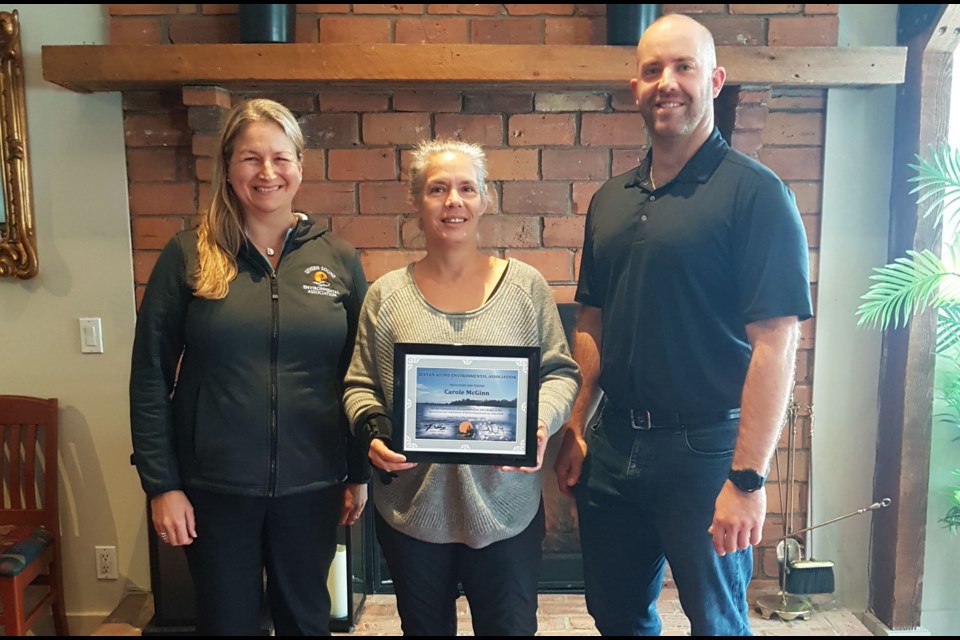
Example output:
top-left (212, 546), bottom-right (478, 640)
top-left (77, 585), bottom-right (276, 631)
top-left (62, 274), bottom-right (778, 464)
top-left (554, 13), bottom-right (813, 636)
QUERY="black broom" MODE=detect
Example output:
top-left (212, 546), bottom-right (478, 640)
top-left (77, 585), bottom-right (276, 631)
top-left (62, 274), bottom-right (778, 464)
top-left (778, 498), bottom-right (892, 595)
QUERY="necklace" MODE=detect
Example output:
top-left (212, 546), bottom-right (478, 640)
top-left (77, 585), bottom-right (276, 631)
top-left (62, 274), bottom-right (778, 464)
top-left (243, 214), bottom-right (298, 258)
top-left (243, 232), bottom-right (278, 257)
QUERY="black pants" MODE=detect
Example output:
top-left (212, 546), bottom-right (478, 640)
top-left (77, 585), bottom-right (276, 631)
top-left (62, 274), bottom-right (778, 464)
top-left (183, 486), bottom-right (342, 636)
top-left (375, 502), bottom-right (545, 636)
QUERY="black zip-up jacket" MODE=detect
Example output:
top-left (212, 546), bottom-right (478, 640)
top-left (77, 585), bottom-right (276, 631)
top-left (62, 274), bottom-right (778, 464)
top-left (130, 219), bottom-right (371, 498)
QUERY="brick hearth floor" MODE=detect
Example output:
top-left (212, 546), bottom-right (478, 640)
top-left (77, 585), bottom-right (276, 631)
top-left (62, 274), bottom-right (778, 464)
top-left (94, 586), bottom-right (872, 636)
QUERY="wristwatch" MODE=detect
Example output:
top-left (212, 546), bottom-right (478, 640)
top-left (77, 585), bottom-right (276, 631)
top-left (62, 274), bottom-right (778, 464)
top-left (728, 468), bottom-right (766, 493)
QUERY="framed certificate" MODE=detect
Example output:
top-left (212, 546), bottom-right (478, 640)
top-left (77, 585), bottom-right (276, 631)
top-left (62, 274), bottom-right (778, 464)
top-left (392, 343), bottom-right (540, 466)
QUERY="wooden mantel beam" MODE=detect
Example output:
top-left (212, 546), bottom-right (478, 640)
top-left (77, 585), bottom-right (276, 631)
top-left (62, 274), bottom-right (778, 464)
top-left (41, 43), bottom-right (907, 94)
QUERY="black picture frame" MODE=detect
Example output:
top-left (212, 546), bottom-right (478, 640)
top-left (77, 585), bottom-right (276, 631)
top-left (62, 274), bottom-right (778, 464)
top-left (391, 343), bottom-right (540, 466)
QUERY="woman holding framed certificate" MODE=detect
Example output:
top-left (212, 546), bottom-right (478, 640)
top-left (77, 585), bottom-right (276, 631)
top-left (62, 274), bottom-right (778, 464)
top-left (343, 139), bottom-right (580, 636)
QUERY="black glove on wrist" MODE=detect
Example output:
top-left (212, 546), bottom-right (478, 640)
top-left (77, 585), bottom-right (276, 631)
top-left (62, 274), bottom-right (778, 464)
top-left (354, 405), bottom-right (393, 454)
top-left (353, 405), bottom-right (399, 484)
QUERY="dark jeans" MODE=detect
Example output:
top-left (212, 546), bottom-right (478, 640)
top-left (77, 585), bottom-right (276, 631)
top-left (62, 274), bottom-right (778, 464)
top-left (576, 406), bottom-right (753, 636)
top-left (375, 502), bottom-right (545, 636)
top-left (184, 485), bottom-right (342, 636)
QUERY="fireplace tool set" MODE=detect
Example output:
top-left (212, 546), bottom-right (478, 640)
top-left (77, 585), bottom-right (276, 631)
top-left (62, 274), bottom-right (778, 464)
top-left (754, 400), bottom-right (892, 621)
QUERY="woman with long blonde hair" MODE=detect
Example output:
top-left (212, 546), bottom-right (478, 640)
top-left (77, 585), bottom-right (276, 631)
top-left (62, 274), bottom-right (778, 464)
top-left (131, 98), bottom-right (369, 635)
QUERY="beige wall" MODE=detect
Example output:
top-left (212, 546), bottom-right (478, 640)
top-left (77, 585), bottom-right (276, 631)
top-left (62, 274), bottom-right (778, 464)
top-left (0, 4), bottom-right (148, 633)
top-left (814, 2), bottom-right (895, 614)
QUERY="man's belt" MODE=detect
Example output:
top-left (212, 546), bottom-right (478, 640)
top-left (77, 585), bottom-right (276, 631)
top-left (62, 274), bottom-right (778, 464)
top-left (606, 403), bottom-right (741, 430)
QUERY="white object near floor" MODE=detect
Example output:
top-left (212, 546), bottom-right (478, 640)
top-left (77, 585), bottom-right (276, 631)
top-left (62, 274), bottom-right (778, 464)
top-left (327, 544), bottom-right (348, 619)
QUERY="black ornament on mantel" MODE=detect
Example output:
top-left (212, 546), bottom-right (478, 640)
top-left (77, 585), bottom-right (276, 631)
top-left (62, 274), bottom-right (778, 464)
top-left (606, 4), bottom-right (660, 46)
top-left (239, 4), bottom-right (296, 44)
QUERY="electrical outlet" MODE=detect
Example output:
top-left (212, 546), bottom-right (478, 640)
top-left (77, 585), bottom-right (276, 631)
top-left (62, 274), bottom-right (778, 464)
top-left (95, 545), bottom-right (117, 580)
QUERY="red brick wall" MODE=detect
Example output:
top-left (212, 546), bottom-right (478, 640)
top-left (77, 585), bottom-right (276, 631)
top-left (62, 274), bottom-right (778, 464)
top-left (114, 3), bottom-right (836, 587)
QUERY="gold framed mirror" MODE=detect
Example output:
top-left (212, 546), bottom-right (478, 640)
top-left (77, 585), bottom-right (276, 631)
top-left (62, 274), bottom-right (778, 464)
top-left (0, 10), bottom-right (36, 279)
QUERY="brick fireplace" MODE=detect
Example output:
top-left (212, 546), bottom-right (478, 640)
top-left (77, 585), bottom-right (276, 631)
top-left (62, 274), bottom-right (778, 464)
top-left (55, 1), bottom-right (893, 602)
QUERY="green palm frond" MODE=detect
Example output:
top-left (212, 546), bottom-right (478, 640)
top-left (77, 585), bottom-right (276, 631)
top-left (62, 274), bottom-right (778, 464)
top-left (944, 479), bottom-right (960, 532)
top-left (937, 350), bottom-right (960, 413)
top-left (944, 504), bottom-right (960, 532)
top-left (909, 144), bottom-right (960, 232)
top-left (856, 249), bottom-right (960, 330)
top-left (934, 413), bottom-right (960, 431)
top-left (938, 305), bottom-right (960, 353)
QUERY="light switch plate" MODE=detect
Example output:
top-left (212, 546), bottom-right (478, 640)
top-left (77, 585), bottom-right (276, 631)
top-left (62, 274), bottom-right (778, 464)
top-left (79, 317), bottom-right (104, 353)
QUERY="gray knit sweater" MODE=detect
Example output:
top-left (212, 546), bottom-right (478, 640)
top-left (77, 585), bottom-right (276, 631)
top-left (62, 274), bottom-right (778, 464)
top-left (343, 259), bottom-right (580, 548)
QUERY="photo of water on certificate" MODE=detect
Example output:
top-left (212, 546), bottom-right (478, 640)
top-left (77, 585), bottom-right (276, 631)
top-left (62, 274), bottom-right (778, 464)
top-left (416, 367), bottom-right (519, 442)
top-left (397, 348), bottom-right (536, 463)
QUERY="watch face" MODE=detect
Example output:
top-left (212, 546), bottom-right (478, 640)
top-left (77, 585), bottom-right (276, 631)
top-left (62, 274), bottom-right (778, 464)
top-left (729, 469), bottom-right (765, 492)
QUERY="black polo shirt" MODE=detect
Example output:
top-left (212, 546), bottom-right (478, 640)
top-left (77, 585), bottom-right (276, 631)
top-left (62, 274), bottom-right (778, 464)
top-left (576, 128), bottom-right (813, 413)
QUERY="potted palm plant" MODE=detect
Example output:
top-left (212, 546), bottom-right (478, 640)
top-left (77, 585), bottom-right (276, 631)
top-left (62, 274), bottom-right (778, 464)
top-left (857, 142), bottom-right (960, 530)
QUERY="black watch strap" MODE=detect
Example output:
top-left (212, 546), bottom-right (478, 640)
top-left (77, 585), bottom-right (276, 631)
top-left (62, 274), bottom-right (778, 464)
top-left (728, 468), bottom-right (766, 493)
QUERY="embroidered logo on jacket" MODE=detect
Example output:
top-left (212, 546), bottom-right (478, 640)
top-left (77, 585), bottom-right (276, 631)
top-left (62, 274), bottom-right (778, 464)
top-left (303, 265), bottom-right (340, 297)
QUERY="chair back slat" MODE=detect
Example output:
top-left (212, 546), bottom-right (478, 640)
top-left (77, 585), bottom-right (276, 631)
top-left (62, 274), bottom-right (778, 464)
top-left (0, 396), bottom-right (58, 530)
top-left (3, 424), bottom-right (24, 510)
top-left (22, 423), bottom-right (39, 511)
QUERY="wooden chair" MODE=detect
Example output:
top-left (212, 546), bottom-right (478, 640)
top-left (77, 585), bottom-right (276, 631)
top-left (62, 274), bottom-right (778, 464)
top-left (0, 395), bottom-right (68, 635)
